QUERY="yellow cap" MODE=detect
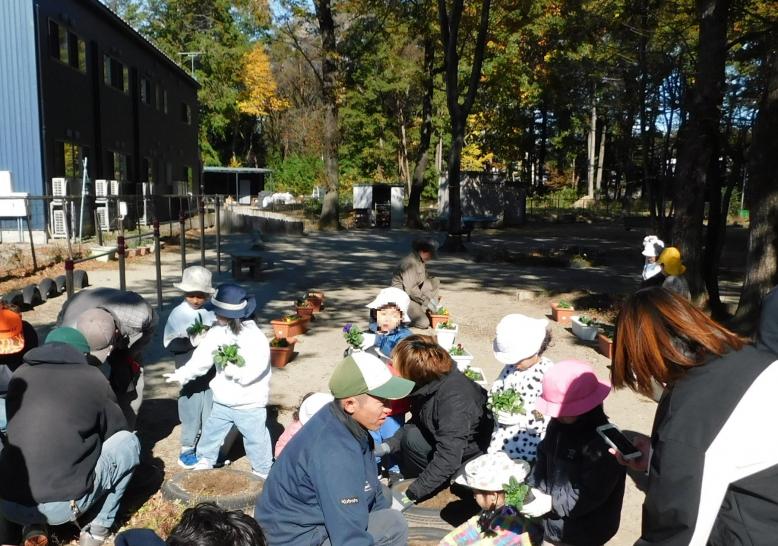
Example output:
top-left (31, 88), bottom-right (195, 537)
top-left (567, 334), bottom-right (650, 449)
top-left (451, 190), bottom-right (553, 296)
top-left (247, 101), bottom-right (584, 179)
top-left (657, 247), bottom-right (686, 276)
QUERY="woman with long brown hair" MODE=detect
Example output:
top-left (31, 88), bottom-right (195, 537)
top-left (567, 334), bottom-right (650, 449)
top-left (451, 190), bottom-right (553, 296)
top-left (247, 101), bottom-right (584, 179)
top-left (611, 287), bottom-right (778, 545)
top-left (374, 335), bottom-right (493, 507)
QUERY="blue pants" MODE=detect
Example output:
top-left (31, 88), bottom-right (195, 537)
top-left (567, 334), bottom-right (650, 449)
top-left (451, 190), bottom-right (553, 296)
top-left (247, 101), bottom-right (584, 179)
top-left (0, 430), bottom-right (140, 530)
top-left (196, 403), bottom-right (272, 475)
top-left (178, 385), bottom-right (213, 452)
top-left (370, 414), bottom-right (404, 474)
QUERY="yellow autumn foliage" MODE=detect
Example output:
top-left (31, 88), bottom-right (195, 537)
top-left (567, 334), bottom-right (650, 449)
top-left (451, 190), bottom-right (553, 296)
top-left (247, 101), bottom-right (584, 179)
top-left (238, 43), bottom-right (288, 117)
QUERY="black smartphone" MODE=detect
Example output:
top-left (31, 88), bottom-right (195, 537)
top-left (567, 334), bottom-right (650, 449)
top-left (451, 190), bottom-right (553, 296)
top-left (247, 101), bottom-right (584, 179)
top-left (596, 424), bottom-right (642, 460)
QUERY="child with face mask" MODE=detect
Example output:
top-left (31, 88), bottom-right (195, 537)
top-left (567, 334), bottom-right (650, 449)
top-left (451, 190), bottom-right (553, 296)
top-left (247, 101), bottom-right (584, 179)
top-left (364, 287), bottom-right (414, 483)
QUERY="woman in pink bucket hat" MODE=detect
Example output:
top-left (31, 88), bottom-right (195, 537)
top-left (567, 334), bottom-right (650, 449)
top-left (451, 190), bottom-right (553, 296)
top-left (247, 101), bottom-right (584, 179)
top-left (519, 360), bottom-right (626, 546)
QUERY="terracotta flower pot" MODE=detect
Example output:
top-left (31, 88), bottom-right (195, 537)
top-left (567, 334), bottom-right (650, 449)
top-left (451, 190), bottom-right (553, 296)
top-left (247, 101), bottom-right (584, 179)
top-left (597, 333), bottom-right (613, 360)
top-left (550, 303), bottom-right (576, 326)
top-left (270, 340), bottom-right (297, 368)
top-left (271, 317), bottom-right (306, 339)
top-left (296, 305), bottom-right (315, 319)
top-left (306, 296), bottom-right (323, 312)
top-left (428, 313), bottom-right (449, 329)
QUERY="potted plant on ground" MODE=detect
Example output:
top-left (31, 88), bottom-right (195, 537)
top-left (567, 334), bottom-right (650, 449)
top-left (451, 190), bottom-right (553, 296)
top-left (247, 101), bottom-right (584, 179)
top-left (295, 298), bottom-right (315, 319)
top-left (342, 323), bottom-right (365, 354)
top-left (550, 299), bottom-right (575, 325)
top-left (434, 320), bottom-right (458, 349)
top-left (448, 343), bottom-right (474, 371)
top-left (487, 387), bottom-right (526, 425)
top-left (271, 314), bottom-right (306, 339)
top-left (597, 323), bottom-right (615, 359)
top-left (305, 291), bottom-right (324, 312)
top-left (269, 337), bottom-right (297, 368)
top-left (428, 306), bottom-right (450, 329)
top-left (571, 315), bottom-right (599, 341)
top-left (463, 366), bottom-right (488, 389)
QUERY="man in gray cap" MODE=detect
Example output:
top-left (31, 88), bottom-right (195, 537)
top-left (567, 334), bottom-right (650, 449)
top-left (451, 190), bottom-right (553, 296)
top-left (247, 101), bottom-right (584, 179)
top-left (59, 288), bottom-right (157, 429)
top-left (391, 238), bottom-right (440, 328)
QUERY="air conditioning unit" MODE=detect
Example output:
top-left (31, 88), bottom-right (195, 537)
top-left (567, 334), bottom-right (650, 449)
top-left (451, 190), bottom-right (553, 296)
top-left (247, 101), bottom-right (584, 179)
top-left (95, 179), bottom-right (109, 197)
top-left (138, 182), bottom-right (153, 225)
top-left (110, 180), bottom-right (121, 196)
top-left (95, 202), bottom-right (112, 231)
top-left (50, 208), bottom-right (67, 238)
top-left (52, 178), bottom-right (67, 197)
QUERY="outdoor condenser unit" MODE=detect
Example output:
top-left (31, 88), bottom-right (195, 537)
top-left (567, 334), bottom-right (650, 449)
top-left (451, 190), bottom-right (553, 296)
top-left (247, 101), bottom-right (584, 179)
top-left (110, 180), bottom-right (121, 196)
top-left (50, 207), bottom-right (67, 238)
top-left (95, 179), bottom-right (109, 197)
top-left (52, 178), bottom-right (67, 198)
top-left (95, 202), bottom-right (113, 231)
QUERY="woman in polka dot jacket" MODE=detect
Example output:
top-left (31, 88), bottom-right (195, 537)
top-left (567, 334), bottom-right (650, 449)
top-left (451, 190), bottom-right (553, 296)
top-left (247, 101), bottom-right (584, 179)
top-left (487, 314), bottom-right (553, 463)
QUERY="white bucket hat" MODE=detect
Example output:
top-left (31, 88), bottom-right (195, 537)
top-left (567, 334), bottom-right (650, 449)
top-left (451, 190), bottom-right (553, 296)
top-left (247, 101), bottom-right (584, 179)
top-left (174, 266), bottom-right (216, 295)
top-left (366, 287), bottom-right (411, 323)
top-left (493, 314), bottom-right (549, 364)
top-left (453, 452), bottom-right (530, 491)
top-left (299, 392), bottom-right (334, 425)
top-left (641, 235), bottom-right (665, 257)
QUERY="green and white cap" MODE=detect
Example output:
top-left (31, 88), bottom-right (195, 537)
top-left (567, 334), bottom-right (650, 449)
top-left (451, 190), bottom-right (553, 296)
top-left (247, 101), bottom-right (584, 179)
top-left (330, 351), bottom-right (415, 400)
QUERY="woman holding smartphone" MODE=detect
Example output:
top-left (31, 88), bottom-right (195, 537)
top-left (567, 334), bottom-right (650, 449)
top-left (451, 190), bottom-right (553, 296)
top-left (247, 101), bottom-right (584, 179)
top-left (611, 287), bottom-right (778, 546)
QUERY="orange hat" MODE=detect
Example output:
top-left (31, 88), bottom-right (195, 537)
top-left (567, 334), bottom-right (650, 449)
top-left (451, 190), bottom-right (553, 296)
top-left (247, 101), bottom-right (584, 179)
top-left (0, 308), bottom-right (25, 355)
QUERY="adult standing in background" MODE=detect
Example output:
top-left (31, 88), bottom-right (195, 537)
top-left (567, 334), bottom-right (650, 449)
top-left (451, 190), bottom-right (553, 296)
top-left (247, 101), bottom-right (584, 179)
top-left (392, 238), bottom-right (440, 328)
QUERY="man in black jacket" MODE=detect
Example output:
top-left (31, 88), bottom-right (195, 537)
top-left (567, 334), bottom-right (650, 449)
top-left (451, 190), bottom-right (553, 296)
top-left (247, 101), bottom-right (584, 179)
top-left (0, 327), bottom-right (140, 546)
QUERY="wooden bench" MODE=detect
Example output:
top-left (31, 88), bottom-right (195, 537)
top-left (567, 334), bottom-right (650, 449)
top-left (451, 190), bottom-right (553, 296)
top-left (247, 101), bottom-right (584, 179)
top-left (461, 216), bottom-right (498, 241)
top-left (230, 252), bottom-right (264, 280)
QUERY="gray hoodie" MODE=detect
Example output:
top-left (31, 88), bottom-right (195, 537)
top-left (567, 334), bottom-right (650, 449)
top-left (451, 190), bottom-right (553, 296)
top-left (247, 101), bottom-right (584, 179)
top-left (756, 287), bottom-right (778, 355)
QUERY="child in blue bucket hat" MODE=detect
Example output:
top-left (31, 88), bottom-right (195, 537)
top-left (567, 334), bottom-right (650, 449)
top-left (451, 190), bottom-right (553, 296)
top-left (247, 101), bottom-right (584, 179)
top-left (164, 283), bottom-right (273, 477)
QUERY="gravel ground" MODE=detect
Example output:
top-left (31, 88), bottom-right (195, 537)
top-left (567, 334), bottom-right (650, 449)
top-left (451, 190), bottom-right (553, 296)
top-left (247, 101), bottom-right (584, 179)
top-left (12, 220), bottom-right (750, 545)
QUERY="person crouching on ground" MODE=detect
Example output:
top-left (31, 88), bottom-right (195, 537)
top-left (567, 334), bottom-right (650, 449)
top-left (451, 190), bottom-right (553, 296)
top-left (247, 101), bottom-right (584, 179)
top-left (522, 360), bottom-right (625, 546)
top-left (487, 314), bottom-right (553, 463)
top-left (365, 287), bottom-right (413, 483)
top-left (162, 266), bottom-right (217, 468)
top-left (0, 327), bottom-right (140, 546)
top-left (391, 238), bottom-right (440, 328)
top-left (377, 335), bottom-right (493, 508)
top-left (440, 452), bottom-right (533, 545)
top-left (164, 283), bottom-right (272, 478)
top-left (256, 352), bottom-right (414, 545)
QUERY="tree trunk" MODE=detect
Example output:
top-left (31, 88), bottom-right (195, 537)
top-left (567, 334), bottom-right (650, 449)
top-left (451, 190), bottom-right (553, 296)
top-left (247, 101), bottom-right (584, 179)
top-left (538, 101), bottom-right (548, 190)
top-left (671, 0), bottom-right (730, 301)
top-left (596, 122), bottom-right (606, 193)
top-left (406, 37), bottom-right (435, 229)
top-left (732, 48), bottom-right (778, 332)
top-left (315, 0), bottom-right (341, 230)
top-left (438, 0), bottom-right (491, 251)
top-left (587, 100), bottom-right (596, 198)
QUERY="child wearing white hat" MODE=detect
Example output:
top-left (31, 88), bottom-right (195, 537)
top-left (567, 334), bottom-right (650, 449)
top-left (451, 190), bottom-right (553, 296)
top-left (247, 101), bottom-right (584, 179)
top-left (162, 266), bottom-right (217, 468)
top-left (364, 287), bottom-right (413, 483)
top-left (274, 392), bottom-right (334, 458)
top-left (641, 235), bottom-right (665, 281)
top-left (487, 314), bottom-right (553, 463)
top-left (439, 452), bottom-right (533, 545)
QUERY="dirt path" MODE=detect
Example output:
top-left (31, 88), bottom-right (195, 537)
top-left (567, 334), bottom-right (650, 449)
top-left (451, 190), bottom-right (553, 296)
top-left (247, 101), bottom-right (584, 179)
top-left (11, 221), bottom-right (751, 544)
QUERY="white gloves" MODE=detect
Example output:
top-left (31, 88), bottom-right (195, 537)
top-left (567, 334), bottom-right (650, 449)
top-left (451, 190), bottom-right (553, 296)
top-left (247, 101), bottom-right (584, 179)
top-left (520, 488), bottom-right (552, 518)
top-left (190, 333), bottom-right (205, 347)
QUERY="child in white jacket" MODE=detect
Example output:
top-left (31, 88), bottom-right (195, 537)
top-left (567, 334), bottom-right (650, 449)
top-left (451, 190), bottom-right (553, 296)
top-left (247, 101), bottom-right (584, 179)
top-left (164, 283), bottom-right (272, 477)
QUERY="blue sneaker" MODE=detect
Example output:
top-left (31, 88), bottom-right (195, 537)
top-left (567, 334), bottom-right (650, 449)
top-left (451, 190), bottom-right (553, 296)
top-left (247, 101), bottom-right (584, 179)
top-left (178, 451), bottom-right (198, 469)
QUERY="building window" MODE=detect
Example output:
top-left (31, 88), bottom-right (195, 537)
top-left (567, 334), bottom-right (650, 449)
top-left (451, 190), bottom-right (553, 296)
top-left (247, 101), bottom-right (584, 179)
top-left (142, 157), bottom-right (154, 183)
top-left (106, 151), bottom-right (129, 181)
top-left (49, 21), bottom-right (86, 73)
top-left (181, 103), bottom-right (191, 124)
top-left (54, 141), bottom-right (86, 179)
top-left (140, 78), bottom-right (152, 105)
top-left (183, 166), bottom-right (193, 192)
top-left (103, 55), bottom-right (129, 93)
top-left (163, 90), bottom-right (168, 114)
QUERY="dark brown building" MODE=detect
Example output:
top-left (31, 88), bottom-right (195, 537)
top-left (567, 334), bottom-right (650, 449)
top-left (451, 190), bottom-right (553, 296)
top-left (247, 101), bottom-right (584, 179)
top-left (0, 0), bottom-right (199, 237)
